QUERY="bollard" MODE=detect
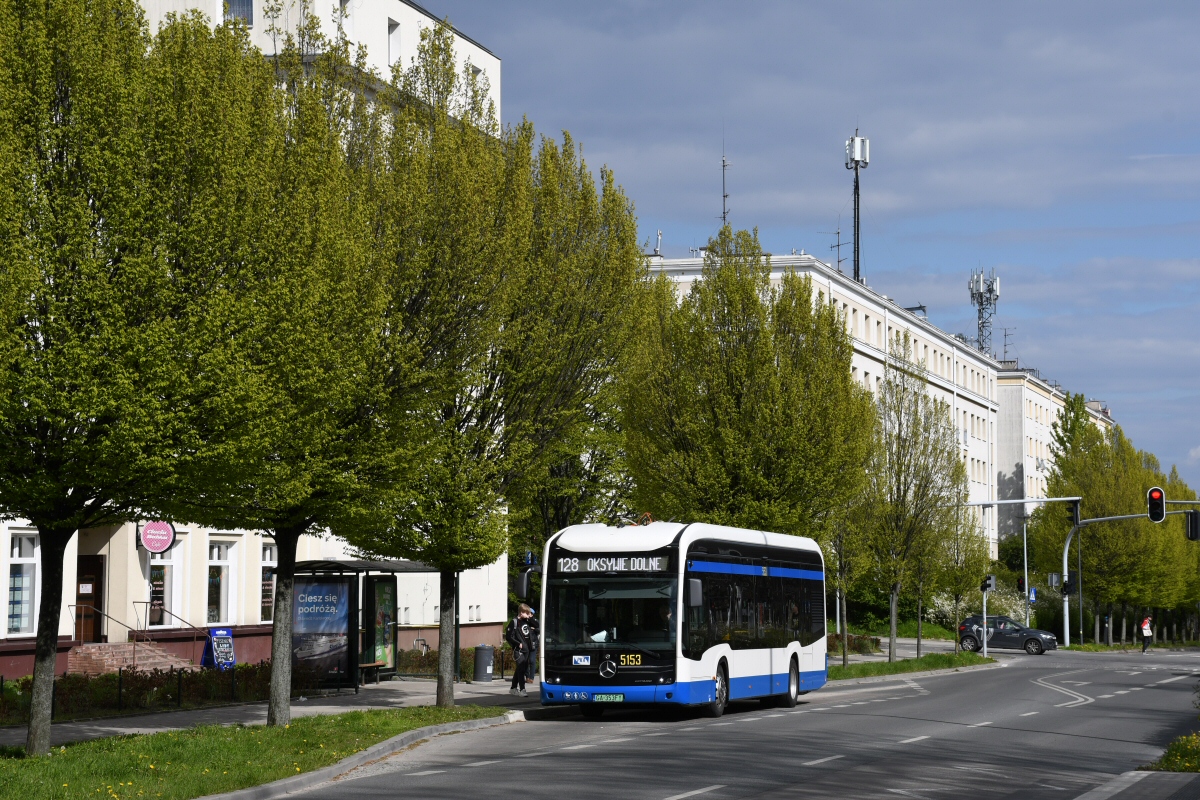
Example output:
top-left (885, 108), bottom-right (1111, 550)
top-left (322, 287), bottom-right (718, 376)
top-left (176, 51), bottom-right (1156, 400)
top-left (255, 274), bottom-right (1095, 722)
top-left (178, 666), bottom-right (183, 708)
top-left (231, 667), bottom-right (236, 702)
top-left (118, 667), bottom-right (123, 711)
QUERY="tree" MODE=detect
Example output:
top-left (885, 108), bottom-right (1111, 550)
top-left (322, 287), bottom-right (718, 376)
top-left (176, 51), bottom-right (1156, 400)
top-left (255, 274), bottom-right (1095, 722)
top-left (825, 513), bottom-right (867, 668)
top-left (863, 333), bottom-right (964, 662)
top-left (939, 501), bottom-right (989, 654)
top-left (623, 226), bottom-right (875, 540)
top-left (0, 0), bottom-right (282, 752)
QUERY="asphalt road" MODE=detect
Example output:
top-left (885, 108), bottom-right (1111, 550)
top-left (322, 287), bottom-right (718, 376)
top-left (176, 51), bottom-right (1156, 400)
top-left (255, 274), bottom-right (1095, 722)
top-left (298, 649), bottom-right (1200, 800)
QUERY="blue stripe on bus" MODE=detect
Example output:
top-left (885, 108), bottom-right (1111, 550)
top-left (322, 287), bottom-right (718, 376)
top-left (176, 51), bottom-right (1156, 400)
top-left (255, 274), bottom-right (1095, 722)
top-left (687, 560), bottom-right (823, 581)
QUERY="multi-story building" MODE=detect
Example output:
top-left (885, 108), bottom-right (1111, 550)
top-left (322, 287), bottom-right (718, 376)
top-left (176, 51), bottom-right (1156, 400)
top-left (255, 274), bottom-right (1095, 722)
top-left (996, 360), bottom-right (1115, 538)
top-left (1, 0), bottom-right (507, 679)
top-left (649, 253), bottom-right (1002, 556)
top-left (139, 0), bottom-right (501, 118)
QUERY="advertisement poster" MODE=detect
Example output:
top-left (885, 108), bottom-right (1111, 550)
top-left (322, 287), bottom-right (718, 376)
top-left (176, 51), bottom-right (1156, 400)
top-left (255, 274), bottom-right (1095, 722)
top-left (373, 580), bottom-right (396, 669)
top-left (292, 577), bottom-right (351, 680)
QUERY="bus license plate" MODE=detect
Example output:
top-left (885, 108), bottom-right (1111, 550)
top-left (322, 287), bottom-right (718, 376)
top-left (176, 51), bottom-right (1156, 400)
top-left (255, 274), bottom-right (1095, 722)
top-left (593, 693), bottom-right (624, 703)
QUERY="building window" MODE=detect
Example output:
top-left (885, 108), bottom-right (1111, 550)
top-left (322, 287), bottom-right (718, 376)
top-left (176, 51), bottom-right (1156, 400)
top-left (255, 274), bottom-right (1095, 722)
top-left (207, 541), bottom-right (234, 624)
top-left (261, 542), bottom-right (277, 622)
top-left (148, 545), bottom-right (176, 626)
top-left (388, 19), bottom-right (400, 66)
top-left (8, 534), bottom-right (37, 634)
top-left (224, 0), bottom-right (253, 25)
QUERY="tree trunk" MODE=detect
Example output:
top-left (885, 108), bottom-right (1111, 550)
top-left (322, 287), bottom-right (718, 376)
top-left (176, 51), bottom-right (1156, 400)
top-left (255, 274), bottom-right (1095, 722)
top-left (1120, 602), bottom-right (1127, 646)
top-left (1093, 603), bottom-right (1100, 646)
top-left (840, 587), bottom-right (849, 668)
top-left (437, 569), bottom-right (456, 707)
top-left (953, 598), bottom-right (961, 655)
top-left (25, 529), bottom-right (69, 755)
top-left (888, 583), bottom-right (900, 663)
top-left (1105, 603), bottom-right (1113, 647)
top-left (916, 583), bottom-right (923, 659)
top-left (267, 530), bottom-right (300, 727)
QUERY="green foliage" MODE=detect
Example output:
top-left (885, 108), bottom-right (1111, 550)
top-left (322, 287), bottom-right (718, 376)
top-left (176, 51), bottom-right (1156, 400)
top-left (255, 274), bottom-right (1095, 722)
top-left (623, 226), bottom-right (875, 539)
top-left (827, 651), bottom-right (992, 680)
top-left (0, 706), bottom-right (506, 795)
top-left (1146, 732), bottom-right (1200, 772)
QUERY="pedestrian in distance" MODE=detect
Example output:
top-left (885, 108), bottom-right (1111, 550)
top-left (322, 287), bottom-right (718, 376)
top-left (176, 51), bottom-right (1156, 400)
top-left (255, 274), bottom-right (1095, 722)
top-left (1141, 614), bottom-right (1153, 654)
top-left (506, 603), bottom-right (537, 697)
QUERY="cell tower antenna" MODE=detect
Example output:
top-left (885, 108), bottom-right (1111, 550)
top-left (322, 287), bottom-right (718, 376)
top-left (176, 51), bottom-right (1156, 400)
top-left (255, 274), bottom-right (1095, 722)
top-left (818, 217), bottom-right (847, 273)
top-left (845, 129), bottom-right (869, 283)
top-left (1002, 327), bottom-right (1015, 361)
top-left (721, 144), bottom-right (730, 226)
top-left (968, 268), bottom-right (1001, 357)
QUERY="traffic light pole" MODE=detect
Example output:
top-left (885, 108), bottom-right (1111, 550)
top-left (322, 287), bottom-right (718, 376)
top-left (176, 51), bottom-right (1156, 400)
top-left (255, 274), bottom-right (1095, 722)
top-left (1061, 508), bottom-right (1149, 648)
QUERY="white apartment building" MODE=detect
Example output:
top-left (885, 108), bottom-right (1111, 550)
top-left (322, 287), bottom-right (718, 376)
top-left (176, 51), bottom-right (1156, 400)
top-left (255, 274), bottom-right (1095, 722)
top-left (139, 0), bottom-right (501, 118)
top-left (996, 361), bottom-right (1115, 538)
top-left (650, 253), bottom-right (1002, 556)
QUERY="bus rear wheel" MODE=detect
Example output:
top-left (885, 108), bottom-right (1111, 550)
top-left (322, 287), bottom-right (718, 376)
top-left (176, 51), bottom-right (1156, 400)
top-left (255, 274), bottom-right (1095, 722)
top-left (779, 658), bottom-right (800, 708)
top-left (579, 704), bottom-right (604, 719)
top-left (704, 664), bottom-right (729, 718)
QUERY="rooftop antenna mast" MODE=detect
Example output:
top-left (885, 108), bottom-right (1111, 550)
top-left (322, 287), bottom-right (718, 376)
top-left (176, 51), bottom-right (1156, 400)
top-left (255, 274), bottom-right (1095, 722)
top-left (968, 268), bottom-right (1001, 356)
top-left (818, 218), bottom-right (847, 273)
top-left (1002, 327), bottom-right (1015, 361)
top-left (845, 129), bottom-right (869, 283)
top-left (721, 144), bottom-right (730, 226)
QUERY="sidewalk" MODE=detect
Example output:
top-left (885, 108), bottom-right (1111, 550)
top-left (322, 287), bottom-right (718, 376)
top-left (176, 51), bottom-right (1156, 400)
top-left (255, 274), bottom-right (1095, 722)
top-left (0, 677), bottom-right (541, 749)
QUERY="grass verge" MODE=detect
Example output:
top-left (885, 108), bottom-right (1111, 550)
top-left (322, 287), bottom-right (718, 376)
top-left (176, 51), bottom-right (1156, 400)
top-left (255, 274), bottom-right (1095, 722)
top-left (0, 705), bottom-right (506, 800)
top-left (1069, 642), bottom-right (1198, 652)
top-left (846, 620), bottom-right (957, 640)
top-left (828, 651), bottom-right (993, 680)
top-left (1145, 733), bottom-right (1200, 772)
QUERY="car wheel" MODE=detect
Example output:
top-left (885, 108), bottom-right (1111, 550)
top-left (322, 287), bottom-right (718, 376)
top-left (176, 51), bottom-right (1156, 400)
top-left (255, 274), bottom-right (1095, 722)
top-left (779, 657), bottom-right (800, 708)
top-left (579, 704), bottom-right (604, 719)
top-left (704, 663), bottom-right (729, 718)
top-left (961, 635), bottom-right (979, 652)
top-left (1024, 638), bottom-right (1044, 656)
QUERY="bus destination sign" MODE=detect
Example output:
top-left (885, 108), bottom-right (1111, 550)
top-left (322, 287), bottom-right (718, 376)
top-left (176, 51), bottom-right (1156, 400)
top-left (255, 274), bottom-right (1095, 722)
top-left (556, 554), bottom-right (668, 573)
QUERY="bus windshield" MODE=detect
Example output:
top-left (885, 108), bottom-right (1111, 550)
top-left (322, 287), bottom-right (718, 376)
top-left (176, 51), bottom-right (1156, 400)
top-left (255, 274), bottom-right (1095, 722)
top-left (545, 576), bottom-right (677, 652)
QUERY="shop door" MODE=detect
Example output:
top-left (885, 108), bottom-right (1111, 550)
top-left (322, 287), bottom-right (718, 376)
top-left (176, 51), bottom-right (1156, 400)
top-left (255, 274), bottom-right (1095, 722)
top-left (74, 555), bottom-right (106, 643)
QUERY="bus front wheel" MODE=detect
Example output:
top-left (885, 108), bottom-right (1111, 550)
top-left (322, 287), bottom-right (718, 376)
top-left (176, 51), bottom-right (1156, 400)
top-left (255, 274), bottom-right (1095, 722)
top-left (778, 657), bottom-right (800, 708)
top-left (704, 664), bottom-right (729, 718)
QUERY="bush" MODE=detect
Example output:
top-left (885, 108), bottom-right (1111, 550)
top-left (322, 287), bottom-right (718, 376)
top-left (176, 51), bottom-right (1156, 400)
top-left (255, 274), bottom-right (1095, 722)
top-left (394, 646), bottom-right (515, 680)
top-left (1146, 733), bottom-right (1200, 772)
top-left (827, 633), bottom-right (880, 654)
top-left (0, 661), bottom-right (321, 725)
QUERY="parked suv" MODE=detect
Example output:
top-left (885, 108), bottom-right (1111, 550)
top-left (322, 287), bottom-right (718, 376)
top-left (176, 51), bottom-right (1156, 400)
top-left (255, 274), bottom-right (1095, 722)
top-left (959, 615), bottom-right (1058, 655)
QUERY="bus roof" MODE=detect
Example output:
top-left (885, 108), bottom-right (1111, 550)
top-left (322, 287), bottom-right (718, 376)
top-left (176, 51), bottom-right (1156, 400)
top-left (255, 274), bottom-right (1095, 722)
top-left (550, 522), bottom-right (822, 565)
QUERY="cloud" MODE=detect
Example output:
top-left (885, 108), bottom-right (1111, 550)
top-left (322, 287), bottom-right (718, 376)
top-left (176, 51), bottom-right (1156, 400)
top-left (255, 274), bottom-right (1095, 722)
top-left (1190, 447), bottom-right (1200, 464)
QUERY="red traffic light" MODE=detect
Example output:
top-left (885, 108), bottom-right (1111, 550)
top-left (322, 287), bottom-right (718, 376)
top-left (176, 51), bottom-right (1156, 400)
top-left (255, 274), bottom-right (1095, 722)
top-left (1148, 486), bottom-right (1167, 523)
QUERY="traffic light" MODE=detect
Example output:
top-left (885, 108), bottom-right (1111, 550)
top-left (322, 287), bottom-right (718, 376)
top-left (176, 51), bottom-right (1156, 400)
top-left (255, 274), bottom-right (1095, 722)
top-left (1148, 486), bottom-right (1167, 523)
top-left (980, 574), bottom-right (997, 593)
top-left (1061, 571), bottom-right (1078, 596)
top-left (1188, 510), bottom-right (1200, 542)
top-left (1017, 576), bottom-right (1026, 593)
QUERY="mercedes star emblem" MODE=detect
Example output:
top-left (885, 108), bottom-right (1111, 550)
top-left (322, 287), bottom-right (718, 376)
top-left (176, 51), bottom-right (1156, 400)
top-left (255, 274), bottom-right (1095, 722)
top-left (599, 660), bottom-right (617, 679)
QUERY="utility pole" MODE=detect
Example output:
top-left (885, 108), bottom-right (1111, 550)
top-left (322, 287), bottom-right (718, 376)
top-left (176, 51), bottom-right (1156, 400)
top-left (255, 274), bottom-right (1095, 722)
top-left (845, 131), bottom-right (869, 283)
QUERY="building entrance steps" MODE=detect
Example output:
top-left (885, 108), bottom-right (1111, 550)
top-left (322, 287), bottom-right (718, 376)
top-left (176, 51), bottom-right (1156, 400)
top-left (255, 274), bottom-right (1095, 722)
top-left (67, 641), bottom-right (200, 675)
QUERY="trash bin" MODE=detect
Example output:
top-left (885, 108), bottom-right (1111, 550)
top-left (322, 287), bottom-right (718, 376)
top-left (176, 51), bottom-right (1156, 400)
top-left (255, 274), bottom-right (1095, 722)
top-left (473, 645), bottom-right (495, 682)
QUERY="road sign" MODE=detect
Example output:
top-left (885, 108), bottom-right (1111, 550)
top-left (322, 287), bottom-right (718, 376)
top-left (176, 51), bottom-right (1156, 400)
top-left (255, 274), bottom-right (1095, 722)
top-left (1029, 587), bottom-right (1037, 602)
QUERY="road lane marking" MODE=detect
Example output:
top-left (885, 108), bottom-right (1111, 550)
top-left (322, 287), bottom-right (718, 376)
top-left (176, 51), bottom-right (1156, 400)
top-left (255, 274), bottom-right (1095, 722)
top-left (1098, 694), bottom-right (1114, 698)
top-left (899, 736), bottom-right (929, 744)
top-left (1114, 690), bottom-right (1129, 694)
top-left (710, 722), bottom-right (733, 726)
top-left (1130, 687), bottom-right (1144, 691)
top-left (643, 732), bottom-right (671, 736)
top-left (1035, 671), bottom-right (1094, 707)
top-left (735, 717), bottom-right (762, 722)
top-left (678, 727), bottom-right (702, 731)
top-left (1156, 674), bottom-right (1192, 683)
top-left (408, 770), bottom-right (445, 776)
top-left (969, 721), bottom-right (992, 727)
top-left (1019, 712), bottom-right (1038, 716)
top-left (603, 738), bottom-right (634, 743)
top-left (833, 704), bottom-right (852, 708)
top-left (464, 760), bottom-right (499, 767)
top-left (514, 752), bottom-right (549, 758)
top-left (765, 714), bottom-right (785, 718)
top-left (662, 785), bottom-right (726, 800)
top-left (563, 744), bottom-right (596, 750)
top-left (803, 755), bottom-right (844, 766)
top-left (852, 701), bottom-right (869, 705)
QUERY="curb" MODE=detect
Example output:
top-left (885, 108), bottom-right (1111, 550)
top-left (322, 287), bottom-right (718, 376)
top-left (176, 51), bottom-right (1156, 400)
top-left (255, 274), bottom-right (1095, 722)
top-left (1071, 770), bottom-right (1150, 799)
top-left (198, 710), bottom-right (523, 800)
top-left (828, 660), bottom-right (1005, 687)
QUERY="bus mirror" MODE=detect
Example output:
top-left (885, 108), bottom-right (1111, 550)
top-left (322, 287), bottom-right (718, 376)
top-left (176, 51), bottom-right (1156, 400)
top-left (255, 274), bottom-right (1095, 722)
top-left (686, 578), bottom-right (703, 608)
top-left (515, 570), bottom-right (530, 600)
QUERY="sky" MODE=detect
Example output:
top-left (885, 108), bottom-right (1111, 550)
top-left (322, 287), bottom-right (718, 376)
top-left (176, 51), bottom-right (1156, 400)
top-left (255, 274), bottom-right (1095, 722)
top-left (431, 1), bottom-right (1200, 489)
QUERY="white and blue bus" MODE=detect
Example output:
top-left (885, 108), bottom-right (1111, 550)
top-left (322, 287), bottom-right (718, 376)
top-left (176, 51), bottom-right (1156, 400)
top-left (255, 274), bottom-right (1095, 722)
top-left (525, 521), bottom-right (827, 717)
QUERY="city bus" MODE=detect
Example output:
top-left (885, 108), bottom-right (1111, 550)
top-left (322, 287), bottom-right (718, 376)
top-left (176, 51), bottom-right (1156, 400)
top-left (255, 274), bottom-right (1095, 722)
top-left (522, 521), bottom-right (827, 718)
